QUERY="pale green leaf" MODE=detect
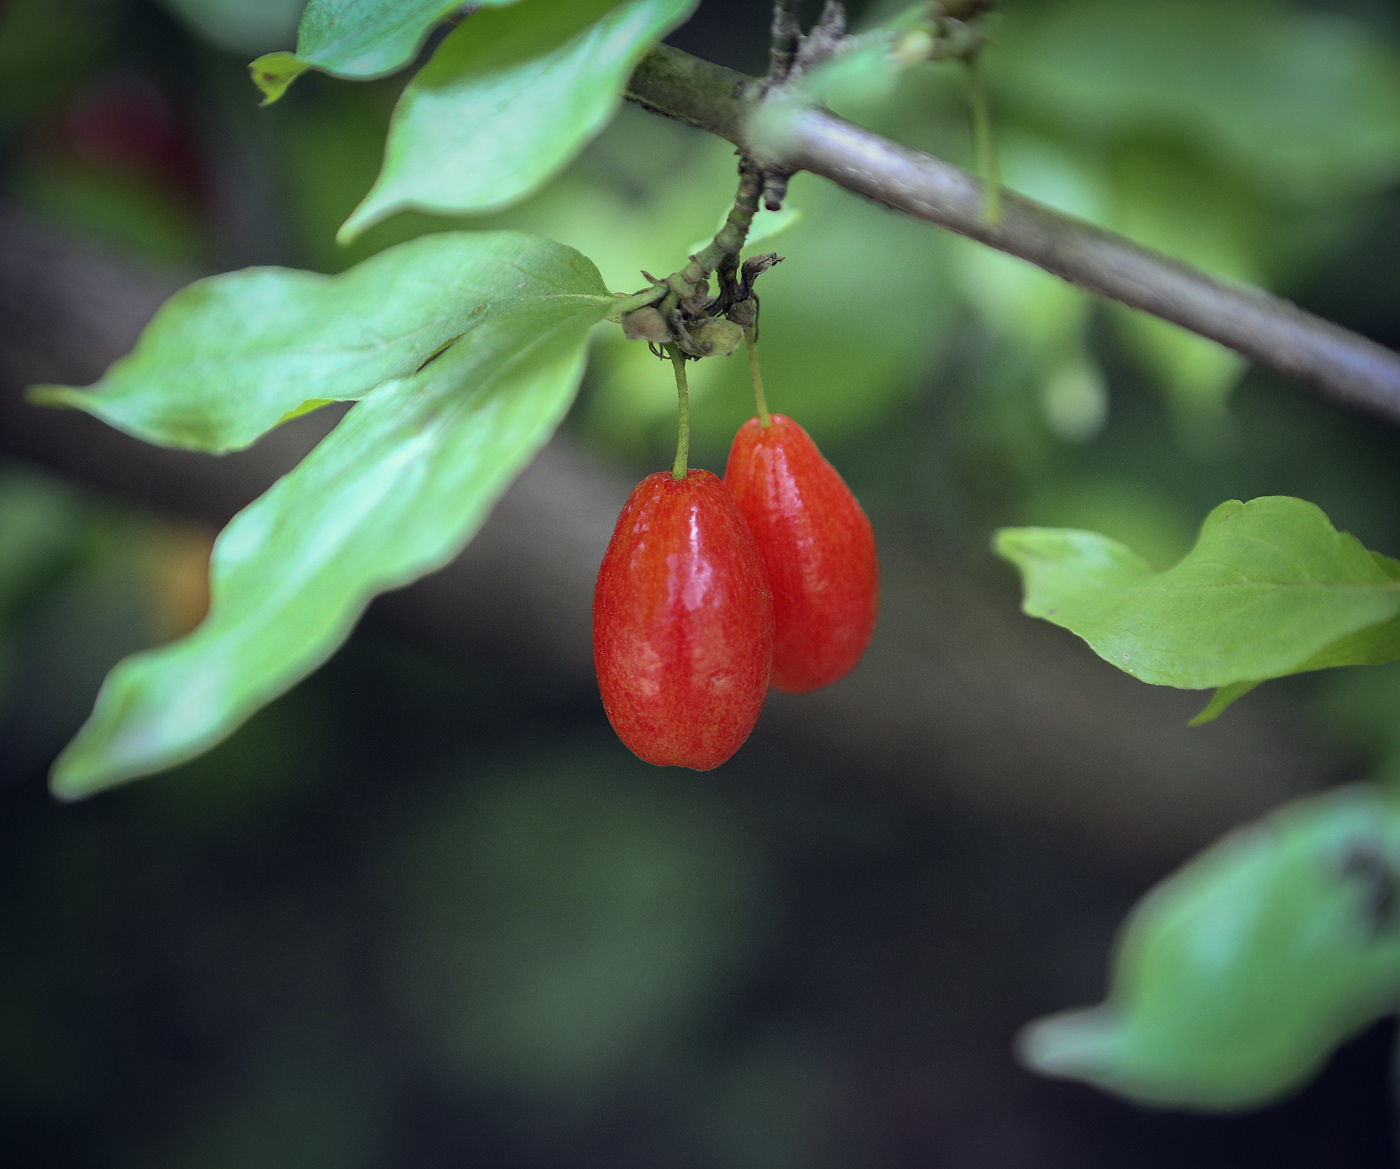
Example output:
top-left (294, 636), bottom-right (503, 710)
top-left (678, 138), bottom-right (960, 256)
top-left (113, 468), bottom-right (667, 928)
top-left (50, 240), bottom-right (612, 799)
top-left (994, 496), bottom-right (1400, 692)
top-left (1019, 784), bottom-right (1400, 1109)
top-left (339, 0), bottom-right (697, 240)
top-left (31, 232), bottom-right (602, 454)
top-left (248, 0), bottom-right (522, 102)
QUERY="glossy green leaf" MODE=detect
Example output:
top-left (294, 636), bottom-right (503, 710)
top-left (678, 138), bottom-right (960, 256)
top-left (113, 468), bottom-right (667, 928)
top-left (31, 232), bottom-right (597, 454)
top-left (1019, 784), bottom-right (1400, 1109)
top-left (339, 0), bottom-right (697, 240)
top-left (248, 0), bottom-right (522, 103)
top-left (994, 497), bottom-right (1400, 698)
top-left (50, 237), bottom-right (612, 799)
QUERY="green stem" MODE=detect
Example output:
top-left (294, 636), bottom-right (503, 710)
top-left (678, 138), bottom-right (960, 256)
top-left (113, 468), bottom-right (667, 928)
top-left (666, 343), bottom-right (691, 480)
top-left (966, 52), bottom-right (1002, 227)
top-left (746, 329), bottom-right (771, 426)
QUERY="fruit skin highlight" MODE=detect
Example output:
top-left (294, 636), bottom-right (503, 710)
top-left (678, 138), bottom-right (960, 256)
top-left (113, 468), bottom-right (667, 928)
top-left (594, 469), bottom-right (773, 769)
top-left (725, 414), bottom-right (879, 693)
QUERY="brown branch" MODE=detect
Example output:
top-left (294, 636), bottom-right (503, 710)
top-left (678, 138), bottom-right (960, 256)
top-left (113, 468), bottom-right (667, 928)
top-left (625, 44), bottom-right (1400, 427)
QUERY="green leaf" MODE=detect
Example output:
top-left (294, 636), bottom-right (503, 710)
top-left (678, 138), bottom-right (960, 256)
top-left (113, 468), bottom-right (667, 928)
top-left (339, 0), bottom-right (697, 240)
top-left (994, 496), bottom-right (1400, 693)
top-left (248, 0), bottom-right (523, 103)
top-left (30, 232), bottom-right (601, 454)
top-left (50, 237), bottom-right (612, 799)
top-left (1019, 784), bottom-right (1400, 1109)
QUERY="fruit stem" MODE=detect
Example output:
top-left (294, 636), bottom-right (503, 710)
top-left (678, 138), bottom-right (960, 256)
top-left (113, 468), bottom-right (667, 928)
top-left (745, 328), bottom-right (771, 427)
top-left (965, 51), bottom-right (1002, 227)
top-left (666, 343), bottom-right (691, 480)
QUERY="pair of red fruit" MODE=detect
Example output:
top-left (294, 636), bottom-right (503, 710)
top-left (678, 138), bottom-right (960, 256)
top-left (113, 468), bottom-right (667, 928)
top-left (594, 413), bottom-right (879, 770)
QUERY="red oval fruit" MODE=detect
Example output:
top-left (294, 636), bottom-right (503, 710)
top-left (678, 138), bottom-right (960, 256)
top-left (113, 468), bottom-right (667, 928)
top-left (593, 469), bottom-right (773, 770)
top-left (724, 414), bottom-right (879, 693)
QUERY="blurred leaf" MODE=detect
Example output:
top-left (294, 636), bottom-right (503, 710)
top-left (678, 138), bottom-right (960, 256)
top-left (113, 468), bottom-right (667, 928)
top-left (33, 232), bottom-right (594, 453)
top-left (994, 0), bottom-right (1400, 200)
top-left (951, 135), bottom-right (1104, 363)
top-left (144, 1029), bottom-right (388, 1169)
top-left (1114, 312), bottom-right (1247, 454)
top-left (131, 685), bottom-right (334, 846)
top-left (249, 0), bottom-right (523, 102)
top-left (0, 467), bottom-right (93, 719)
top-left (792, 1), bottom-right (954, 119)
top-left (0, 0), bottom-right (113, 132)
top-left (50, 235), bottom-right (612, 798)
top-left (339, 0), bottom-right (697, 240)
top-left (1106, 151), bottom-right (1259, 438)
top-left (1019, 784), bottom-right (1400, 1109)
top-left (1317, 661), bottom-right (1400, 788)
top-left (387, 747), bottom-right (766, 1100)
top-left (685, 203), bottom-right (803, 260)
top-left (158, 0), bottom-right (303, 56)
top-left (994, 497), bottom-right (1400, 707)
top-left (0, 467), bottom-right (89, 621)
top-left (1036, 355), bottom-right (1107, 444)
top-left (708, 1028), bottom-right (842, 1169)
top-left (12, 159), bottom-right (206, 267)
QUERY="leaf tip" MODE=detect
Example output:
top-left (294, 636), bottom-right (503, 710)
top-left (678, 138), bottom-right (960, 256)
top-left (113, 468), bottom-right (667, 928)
top-left (991, 526), bottom-right (1033, 566)
top-left (26, 384), bottom-right (78, 410)
top-left (1016, 1007), bottom-right (1118, 1082)
top-left (335, 200), bottom-right (379, 246)
top-left (48, 750), bottom-right (109, 803)
top-left (249, 52), bottom-right (308, 105)
top-left (1188, 680), bottom-right (1261, 726)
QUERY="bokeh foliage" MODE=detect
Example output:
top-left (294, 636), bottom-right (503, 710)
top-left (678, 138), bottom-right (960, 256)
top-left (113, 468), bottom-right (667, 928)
top-left (6, 0), bottom-right (1400, 1163)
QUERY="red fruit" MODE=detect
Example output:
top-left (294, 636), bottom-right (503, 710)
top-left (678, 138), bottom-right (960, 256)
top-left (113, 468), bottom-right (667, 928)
top-left (724, 414), bottom-right (879, 693)
top-left (593, 469), bottom-right (773, 770)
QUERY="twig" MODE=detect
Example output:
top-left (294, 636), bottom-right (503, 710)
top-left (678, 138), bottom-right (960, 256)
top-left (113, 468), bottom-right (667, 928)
top-left (768, 0), bottom-right (803, 88)
top-left (682, 160), bottom-right (764, 289)
top-left (624, 44), bottom-right (1400, 427)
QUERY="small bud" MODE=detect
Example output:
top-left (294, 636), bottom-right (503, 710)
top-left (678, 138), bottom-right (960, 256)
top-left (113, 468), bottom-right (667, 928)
top-left (689, 318), bottom-right (745, 358)
top-left (621, 306), bottom-right (672, 343)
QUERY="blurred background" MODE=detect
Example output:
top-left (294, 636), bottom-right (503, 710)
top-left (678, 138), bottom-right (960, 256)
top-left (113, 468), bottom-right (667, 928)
top-left (4, 0), bottom-right (1400, 1164)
